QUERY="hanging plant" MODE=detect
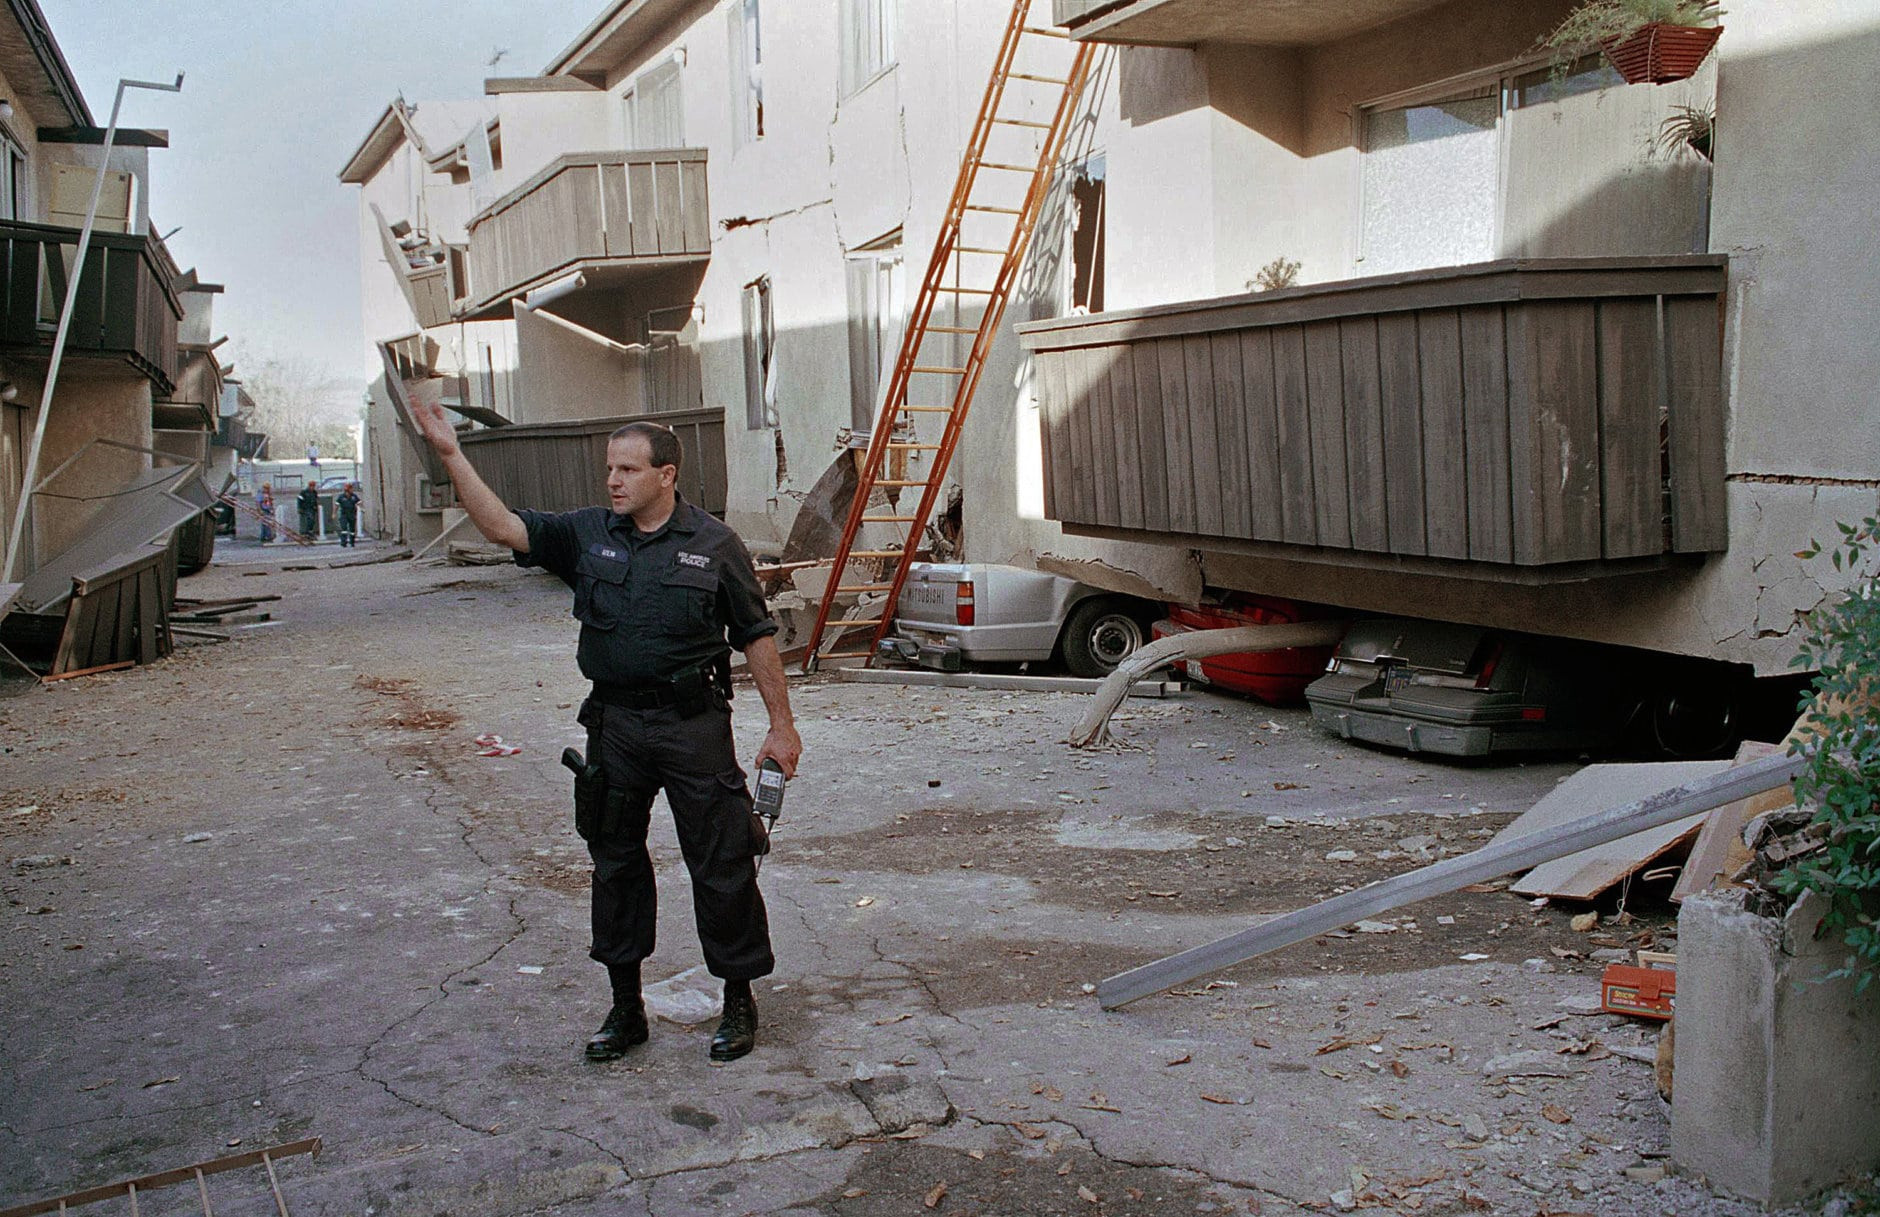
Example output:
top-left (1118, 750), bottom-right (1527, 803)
top-left (1652, 103), bottom-right (1716, 160)
top-left (1542, 0), bottom-right (1724, 85)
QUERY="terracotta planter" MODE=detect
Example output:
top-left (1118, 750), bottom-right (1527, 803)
top-left (1600, 21), bottom-right (1723, 84)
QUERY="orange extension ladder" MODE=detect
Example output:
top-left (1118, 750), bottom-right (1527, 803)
top-left (801, 0), bottom-right (1094, 670)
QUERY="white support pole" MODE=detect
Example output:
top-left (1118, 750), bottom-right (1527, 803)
top-left (2, 74), bottom-right (183, 584)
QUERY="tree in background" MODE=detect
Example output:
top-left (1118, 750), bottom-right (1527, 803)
top-left (233, 348), bottom-right (362, 461)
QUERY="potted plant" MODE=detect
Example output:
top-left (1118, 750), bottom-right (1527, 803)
top-left (1651, 102), bottom-right (1715, 160)
top-left (1543, 0), bottom-right (1724, 85)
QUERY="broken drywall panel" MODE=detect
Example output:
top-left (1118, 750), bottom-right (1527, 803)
top-left (1035, 548), bottom-right (1205, 606)
top-left (1496, 761), bottom-right (1731, 900)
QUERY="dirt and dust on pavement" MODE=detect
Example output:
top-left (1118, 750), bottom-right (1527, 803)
top-left (2, 550), bottom-right (1873, 1216)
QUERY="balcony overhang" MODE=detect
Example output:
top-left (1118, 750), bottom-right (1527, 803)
top-left (0, 220), bottom-right (183, 395)
top-left (1055, 0), bottom-right (1453, 46)
top-left (545, 0), bottom-right (707, 82)
top-left (459, 149), bottom-right (710, 321)
top-left (1018, 256), bottom-right (1729, 582)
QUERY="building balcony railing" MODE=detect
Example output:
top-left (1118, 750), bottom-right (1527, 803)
top-left (0, 220), bottom-right (184, 394)
top-left (460, 149), bottom-right (710, 320)
top-left (1015, 256), bottom-right (1728, 582)
top-left (459, 407), bottom-right (726, 515)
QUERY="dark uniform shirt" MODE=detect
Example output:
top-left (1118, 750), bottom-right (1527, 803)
top-left (514, 495), bottom-right (777, 687)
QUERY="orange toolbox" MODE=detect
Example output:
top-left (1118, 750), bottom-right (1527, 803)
top-left (1601, 962), bottom-right (1676, 1020)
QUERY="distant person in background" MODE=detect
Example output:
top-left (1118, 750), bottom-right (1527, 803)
top-left (297, 483), bottom-right (320, 541)
top-left (256, 484), bottom-right (275, 543)
top-left (336, 483), bottom-right (361, 548)
top-left (307, 441), bottom-right (321, 467)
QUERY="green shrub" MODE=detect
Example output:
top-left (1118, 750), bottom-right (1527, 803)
top-left (1543, 0), bottom-right (1721, 55)
top-left (1773, 511), bottom-right (1880, 991)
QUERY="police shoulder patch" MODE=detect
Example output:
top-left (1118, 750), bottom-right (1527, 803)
top-left (676, 550), bottom-right (712, 569)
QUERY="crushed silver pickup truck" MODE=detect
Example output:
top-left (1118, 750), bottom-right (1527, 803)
top-left (876, 562), bottom-right (1156, 678)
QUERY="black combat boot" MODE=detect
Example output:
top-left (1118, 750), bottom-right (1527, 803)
top-left (710, 979), bottom-right (757, 1062)
top-left (586, 963), bottom-right (649, 1062)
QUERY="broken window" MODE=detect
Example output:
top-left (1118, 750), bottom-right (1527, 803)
top-left (741, 276), bottom-right (774, 430)
top-left (1065, 153), bottom-right (1105, 314)
top-left (729, 0), bottom-right (764, 147)
top-left (840, 0), bottom-right (896, 96)
top-left (845, 231), bottom-right (904, 432)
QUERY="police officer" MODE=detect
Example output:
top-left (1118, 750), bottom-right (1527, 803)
top-left (408, 399), bottom-right (802, 1064)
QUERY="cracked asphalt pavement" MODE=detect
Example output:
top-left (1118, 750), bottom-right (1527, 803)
top-left (0, 555), bottom-right (1857, 1215)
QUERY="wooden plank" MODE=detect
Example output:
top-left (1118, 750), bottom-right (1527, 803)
top-left (601, 162), bottom-right (632, 257)
top-left (108, 576), bottom-right (134, 667)
top-left (136, 566), bottom-right (159, 664)
top-left (1106, 345), bottom-right (1145, 531)
top-left (1457, 305), bottom-right (1512, 563)
top-left (1672, 741), bottom-right (1790, 903)
top-left (1182, 334), bottom-right (1224, 536)
top-left (1130, 343), bottom-right (1170, 531)
top-left (1596, 298), bottom-right (1664, 558)
top-left (100, 248), bottom-right (138, 351)
top-left (1416, 310), bottom-right (1468, 560)
top-left (1376, 311), bottom-right (1426, 556)
top-left (1078, 345), bottom-right (1119, 527)
top-left (680, 159), bottom-right (711, 253)
top-left (1523, 301), bottom-right (1602, 564)
top-left (628, 161), bottom-right (658, 255)
top-left (1038, 351), bottom-right (1069, 521)
top-left (1155, 337), bottom-right (1197, 533)
top-left (1065, 344), bottom-right (1098, 524)
top-left (1209, 331), bottom-right (1252, 540)
top-left (1270, 323), bottom-right (1317, 546)
top-left (1665, 295), bottom-right (1727, 552)
top-left (1338, 316), bottom-right (1388, 552)
top-left (38, 659), bottom-right (134, 683)
top-left (1500, 761), bottom-right (1730, 899)
top-left (1302, 319), bottom-right (1349, 548)
top-left (1236, 327), bottom-right (1284, 544)
top-left (654, 161), bottom-right (684, 254)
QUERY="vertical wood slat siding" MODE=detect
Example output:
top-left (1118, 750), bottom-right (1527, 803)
top-left (1339, 316), bottom-right (1389, 553)
top-left (1130, 344), bottom-right (1170, 532)
top-left (1155, 338), bottom-right (1197, 533)
top-left (1597, 298), bottom-right (1663, 558)
top-left (1416, 310), bottom-right (1468, 561)
top-left (1302, 320), bottom-right (1349, 548)
top-left (1376, 312), bottom-right (1427, 556)
top-left (1458, 305), bottom-right (1513, 564)
top-left (461, 410), bottom-right (727, 516)
top-left (1665, 295), bottom-right (1727, 553)
top-left (1028, 265), bottom-right (1726, 568)
top-left (1038, 351), bottom-right (1067, 521)
top-left (1237, 328), bottom-right (1284, 544)
top-left (1182, 335), bottom-right (1224, 536)
top-left (1271, 324), bottom-right (1317, 546)
top-left (1210, 332), bottom-right (1252, 540)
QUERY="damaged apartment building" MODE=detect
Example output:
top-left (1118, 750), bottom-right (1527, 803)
top-left (0, 0), bottom-right (248, 677)
top-left (342, 0), bottom-right (1876, 698)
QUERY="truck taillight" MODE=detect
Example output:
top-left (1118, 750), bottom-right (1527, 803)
top-left (956, 581), bottom-right (975, 626)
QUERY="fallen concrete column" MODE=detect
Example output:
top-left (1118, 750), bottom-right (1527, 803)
top-left (1067, 621), bottom-right (1346, 748)
top-left (1096, 749), bottom-right (1805, 1009)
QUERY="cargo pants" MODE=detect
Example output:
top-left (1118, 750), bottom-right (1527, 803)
top-left (578, 695), bottom-right (775, 980)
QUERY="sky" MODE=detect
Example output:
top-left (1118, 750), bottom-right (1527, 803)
top-left (38, 2), bottom-right (589, 388)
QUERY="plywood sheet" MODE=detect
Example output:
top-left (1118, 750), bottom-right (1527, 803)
top-left (1496, 761), bottom-right (1731, 899)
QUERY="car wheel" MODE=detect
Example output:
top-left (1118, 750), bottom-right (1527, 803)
top-left (1649, 681), bottom-right (1741, 759)
top-left (1059, 598), bottom-right (1146, 678)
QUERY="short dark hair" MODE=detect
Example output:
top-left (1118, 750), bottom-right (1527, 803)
top-left (610, 421), bottom-right (683, 472)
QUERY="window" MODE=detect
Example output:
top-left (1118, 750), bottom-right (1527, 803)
top-left (1064, 154), bottom-right (1106, 314)
top-left (0, 132), bottom-right (26, 221)
top-left (845, 232), bottom-right (904, 431)
top-left (624, 58), bottom-right (684, 149)
top-left (1359, 55), bottom-right (1706, 273)
top-left (729, 0), bottom-right (763, 147)
top-left (840, 0), bottom-right (896, 96)
top-left (741, 277), bottom-right (774, 430)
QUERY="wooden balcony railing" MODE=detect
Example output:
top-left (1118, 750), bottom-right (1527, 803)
top-left (1016, 257), bottom-right (1728, 581)
top-left (462, 150), bottom-right (710, 319)
top-left (0, 220), bottom-right (184, 394)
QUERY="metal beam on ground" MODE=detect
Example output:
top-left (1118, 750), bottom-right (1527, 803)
top-left (1096, 750), bottom-right (1806, 1010)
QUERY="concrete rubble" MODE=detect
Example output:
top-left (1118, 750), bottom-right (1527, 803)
top-left (0, 556), bottom-right (1873, 1215)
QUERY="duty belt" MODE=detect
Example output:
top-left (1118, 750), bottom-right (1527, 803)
top-left (591, 667), bottom-right (711, 709)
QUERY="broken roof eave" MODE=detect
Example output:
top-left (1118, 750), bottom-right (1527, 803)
top-left (2, 0), bottom-right (91, 127)
top-left (337, 103), bottom-right (407, 185)
top-left (543, 0), bottom-right (704, 82)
